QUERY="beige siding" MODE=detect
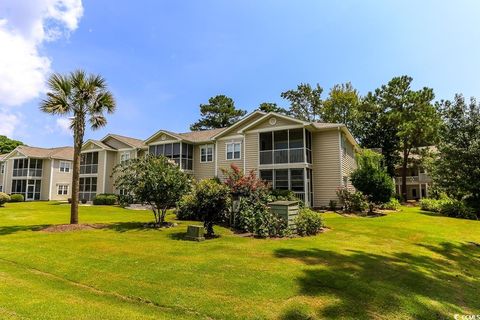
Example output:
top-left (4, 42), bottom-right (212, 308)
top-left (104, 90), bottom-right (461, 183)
top-left (341, 133), bottom-right (357, 189)
top-left (39, 159), bottom-right (51, 200)
top-left (49, 159), bottom-right (73, 200)
top-left (216, 136), bottom-right (244, 180)
top-left (215, 112), bottom-right (265, 138)
top-left (244, 132), bottom-right (259, 174)
top-left (312, 130), bottom-right (342, 207)
top-left (193, 144), bottom-right (215, 180)
top-left (103, 137), bottom-right (131, 150)
top-left (246, 116), bottom-right (301, 132)
top-left (104, 150), bottom-right (117, 194)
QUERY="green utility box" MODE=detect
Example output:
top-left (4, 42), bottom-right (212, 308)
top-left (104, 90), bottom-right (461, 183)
top-left (268, 200), bottom-right (299, 232)
top-left (185, 225), bottom-right (205, 241)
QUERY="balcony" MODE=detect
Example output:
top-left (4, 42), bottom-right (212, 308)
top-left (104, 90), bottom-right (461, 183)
top-left (260, 148), bottom-right (305, 165)
top-left (395, 173), bottom-right (432, 185)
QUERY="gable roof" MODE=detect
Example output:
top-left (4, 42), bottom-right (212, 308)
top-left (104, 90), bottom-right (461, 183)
top-left (144, 130), bottom-right (184, 144)
top-left (4, 146), bottom-right (73, 161)
top-left (238, 112), bottom-right (308, 133)
top-left (102, 134), bottom-right (145, 149)
top-left (177, 128), bottom-right (225, 143)
top-left (210, 110), bottom-right (266, 139)
top-left (83, 139), bottom-right (116, 151)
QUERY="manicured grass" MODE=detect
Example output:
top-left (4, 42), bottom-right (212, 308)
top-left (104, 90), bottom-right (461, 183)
top-left (0, 202), bottom-right (479, 319)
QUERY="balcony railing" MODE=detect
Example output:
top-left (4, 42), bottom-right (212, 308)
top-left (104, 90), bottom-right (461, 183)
top-left (260, 148), bottom-right (305, 165)
top-left (12, 169), bottom-right (42, 177)
top-left (293, 192), bottom-right (305, 203)
top-left (395, 174), bottom-right (432, 184)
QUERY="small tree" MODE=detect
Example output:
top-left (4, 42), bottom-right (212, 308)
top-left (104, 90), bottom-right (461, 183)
top-left (221, 164), bottom-right (269, 199)
top-left (195, 179), bottom-right (230, 237)
top-left (350, 150), bottom-right (394, 213)
top-left (190, 95), bottom-right (247, 131)
top-left (113, 155), bottom-right (191, 226)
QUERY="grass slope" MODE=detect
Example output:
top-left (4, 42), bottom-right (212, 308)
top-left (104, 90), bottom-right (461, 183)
top-left (0, 202), bottom-right (479, 319)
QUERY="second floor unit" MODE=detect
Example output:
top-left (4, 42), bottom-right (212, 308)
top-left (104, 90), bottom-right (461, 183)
top-left (0, 146), bottom-right (73, 201)
top-left (81, 111), bottom-right (359, 208)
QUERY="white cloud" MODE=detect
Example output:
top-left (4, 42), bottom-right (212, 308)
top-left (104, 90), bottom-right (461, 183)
top-left (56, 118), bottom-right (72, 134)
top-left (0, 109), bottom-right (20, 136)
top-left (0, 0), bottom-right (83, 108)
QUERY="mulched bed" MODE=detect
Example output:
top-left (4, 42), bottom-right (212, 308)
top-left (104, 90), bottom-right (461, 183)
top-left (41, 224), bottom-right (108, 232)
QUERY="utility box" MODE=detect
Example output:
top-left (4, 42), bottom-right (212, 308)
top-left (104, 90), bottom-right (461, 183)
top-left (268, 200), bottom-right (299, 232)
top-left (185, 225), bottom-right (205, 242)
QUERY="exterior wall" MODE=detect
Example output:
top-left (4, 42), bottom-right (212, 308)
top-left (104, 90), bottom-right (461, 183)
top-left (312, 129), bottom-right (342, 207)
top-left (49, 159), bottom-right (73, 201)
top-left (193, 144), bottom-right (215, 180)
top-left (216, 135), bottom-right (244, 179)
top-left (0, 161), bottom-right (5, 192)
top-left (103, 150), bottom-right (117, 194)
top-left (39, 159), bottom-right (51, 200)
top-left (79, 148), bottom-right (105, 198)
top-left (244, 132), bottom-right (259, 173)
top-left (341, 133), bottom-right (357, 189)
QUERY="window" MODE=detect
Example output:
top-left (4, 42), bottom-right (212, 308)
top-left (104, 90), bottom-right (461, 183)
top-left (57, 184), bottom-right (69, 195)
top-left (80, 152), bottom-right (98, 174)
top-left (79, 177), bottom-right (97, 201)
top-left (0, 163), bottom-right (4, 174)
top-left (341, 135), bottom-right (347, 157)
top-left (120, 152), bottom-right (130, 164)
top-left (200, 145), bottom-right (214, 162)
top-left (13, 159), bottom-right (42, 177)
top-left (59, 161), bottom-right (71, 173)
top-left (11, 179), bottom-right (41, 200)
top-left (149, 142), bottom-right (193, 170)
top-left (0, 185), bottom-right (3, 192)
top-left (226, 142), bottom-right (241, 160)
top-left (260, 168), bottom-right (306, 193)
top-left (259, 129), bottom-right (307, 165)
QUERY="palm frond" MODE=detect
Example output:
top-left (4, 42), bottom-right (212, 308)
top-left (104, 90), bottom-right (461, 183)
top-left (89, 114), bottom-right (107, 130)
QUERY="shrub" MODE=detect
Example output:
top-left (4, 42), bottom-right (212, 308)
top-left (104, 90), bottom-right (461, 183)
top-left (295, 208), bottom-right (324, 236)
top-left (222, 164), bottom-right (269, 199)
top-left (336, 187), bottom-right (368, 213)
top-left (195, 179), bottom-right (231, 237)
top-left (269, 189), bottom-right (304, 208)
top-left (234, 198), bottom-right (290, 238)
top-left (176, 192), bottom-right (201, 221)
top-left (350, 150), bottom-right (394, 212)
top-left (329, 200), bottom-right (337, 211)
top-left (439, 200), bottom-right (478, 220)
top-left (420, 198), bottom-right (444, 212)
top-left (0, 192), bottom-right (10, 206)
top-left (379, 198), bottom-right (401, 210)
top-left (9, 194), bottom-right (24, 202)
top-left (93, 194), bottom-right (117, 205)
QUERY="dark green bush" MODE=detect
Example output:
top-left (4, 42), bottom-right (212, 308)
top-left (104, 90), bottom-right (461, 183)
top-left (439, 200), bottom-right (478, 220)
top-left (195, 179), bottom-right (231, 237)
top-left (336, 187), bottom-right (368, 213)
top-left (295, 208), bottom-right (324, 236)
top-left (9, 194), bottom-right (24, 202)
top-left (0, 192), bottom-right (10, 206)
top-left (176, 192), bottom-right (202, 221)
top-left (329, 200), bottom-right (337, 211)
top-left (93, 194), bottom-right (117, 205)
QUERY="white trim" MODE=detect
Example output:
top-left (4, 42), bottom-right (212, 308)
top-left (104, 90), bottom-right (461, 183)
top-left (225, 142), bottom-right (242, 161)
top-left (238, 112), bottom-right (308, 134)
top-left (244, 124), bottom-right (305, 134)
top-left (199, 144), bottom-right (214, 163)
top-left (48, 159), bottom-right (54, 200)
top-left (217, 134), bottom-right (244, 141)
top-left (143, 130), bottom-right (182, 145)
top-left (243, 134), bottom-right (246, 171)
top-left (82, 139), bottom-right (115, 151)
top-left (100, 134), bottom-right (140, 149)
top-left (59, 160), bottom-right (71, 173)
top-left (210, 110), bottom-right (266, 139)
top-left (103, 151), bottom-right (107, 193)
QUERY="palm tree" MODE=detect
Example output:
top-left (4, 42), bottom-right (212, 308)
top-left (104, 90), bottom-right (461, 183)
top-left (40, 70), bottom-right (116, 224)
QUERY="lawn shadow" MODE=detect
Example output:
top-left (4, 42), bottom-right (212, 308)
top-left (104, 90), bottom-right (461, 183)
top-left (168, 232), bottom-right (187, 240)
top-left (0, 224), bottom-right (50, 236)
top-left (418, 209), bottom-right (444, 217)
top-left (101, 222), bottom-right (160, 233)
top-left (275, 242), bottom-right (480, 319)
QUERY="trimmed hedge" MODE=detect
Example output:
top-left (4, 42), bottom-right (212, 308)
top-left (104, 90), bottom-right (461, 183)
top-left (380, 198), bottom-right (401, 210)
top-left (294, 208), bottom-right (324, 236)
top-left (93, 194), bottom-right (118, 205)
top-left (0, 192), bottom-right (10, 206)
top-left (10, 194), bottom-right (24, 202)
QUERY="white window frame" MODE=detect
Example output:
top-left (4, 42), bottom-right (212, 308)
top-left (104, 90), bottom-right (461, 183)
top-left (57, 184), bottom-right (69, 195)
top-left (200, 145), bottom-right (214, 163)
top-left (226, 142), bottom-right (241, 160)
top-left (59, 161), bottom-right (71, 173)
top-left (0, 163), bottom-right (4, 174)
top-left (120, 152), bottom-right (130, 164)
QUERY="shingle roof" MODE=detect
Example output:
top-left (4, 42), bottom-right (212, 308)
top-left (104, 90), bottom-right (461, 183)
top-left (15, 146), bottom-right (73, 161)
top-left (87, 140), bottom-right (116, 150)
top-left (106, 134), bottom-right (146, 149)
top-left (177, 128), bottom-right (226, 143)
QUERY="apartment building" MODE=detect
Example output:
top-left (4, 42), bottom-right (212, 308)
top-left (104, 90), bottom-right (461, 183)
top-left (81, 111), bottom-right (359, 208)
top-left (0, 146), bottom-right (73, 201)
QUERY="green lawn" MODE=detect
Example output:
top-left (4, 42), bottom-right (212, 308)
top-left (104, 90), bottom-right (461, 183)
top-left (0, 202), bottom-right (479, 319)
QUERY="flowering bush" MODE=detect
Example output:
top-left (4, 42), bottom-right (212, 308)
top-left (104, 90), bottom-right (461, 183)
top-left (0, 192), bottom-right (10, 206)
top-left (336, 187), bottom-right (368, 213)
top-left (222, 164), bottom-right (269, 199)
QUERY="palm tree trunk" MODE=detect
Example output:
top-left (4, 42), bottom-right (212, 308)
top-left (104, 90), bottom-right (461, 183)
top-left (70, 116), bottom-right (85, 224)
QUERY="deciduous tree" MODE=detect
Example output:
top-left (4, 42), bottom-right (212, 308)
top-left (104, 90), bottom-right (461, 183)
top-left (0, 135), bottom-right (23, 154)
top-left (281, 83), bottom-right (323, 121)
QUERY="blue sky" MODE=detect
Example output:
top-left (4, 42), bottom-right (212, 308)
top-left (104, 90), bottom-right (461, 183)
top-left (1, 0), bottom-right (480, 147)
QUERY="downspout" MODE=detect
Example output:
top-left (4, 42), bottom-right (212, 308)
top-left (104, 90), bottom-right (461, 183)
top-left (338, 128), bottom-right (343, 187)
